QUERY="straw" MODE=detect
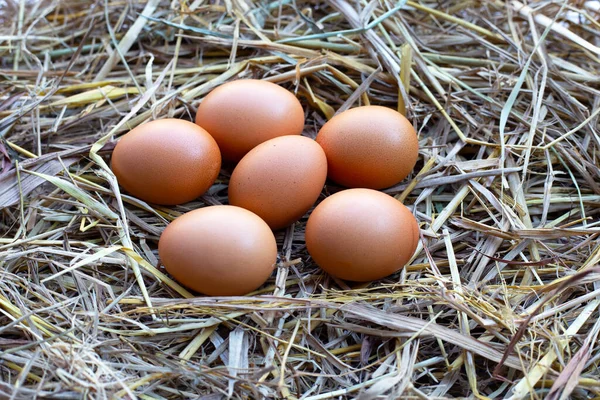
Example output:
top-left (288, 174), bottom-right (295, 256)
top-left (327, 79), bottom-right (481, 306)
top-left (1, 0), bottom-right (600, 398)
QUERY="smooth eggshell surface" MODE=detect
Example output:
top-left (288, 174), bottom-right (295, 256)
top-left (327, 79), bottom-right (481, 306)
top-left (158, 206), bottom-right (277, 296)
top-left (111, 119), bottom-right (221, 205)
top-left (229, 136), bottom-right (327, 230)
top-left (305, 189), bottom-right (419, 282)
top-left (195, 79), bottom-right (305, 161)
top-left (316, 106), bottom-right (418, 189)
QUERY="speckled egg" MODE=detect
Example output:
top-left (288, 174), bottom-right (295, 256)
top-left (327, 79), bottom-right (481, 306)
top-left (158, 206), bottom-right (277, 296)
top-left (229, 135), bottom-right (327, 230)
top-left (305, 189), bottom-right (419, 282)
top-left (111, 119), bottom-right (221, 205)
top-left (316, 106), bottom-right (418, 189)
top-left (195, 79), bottom-right (305, 161)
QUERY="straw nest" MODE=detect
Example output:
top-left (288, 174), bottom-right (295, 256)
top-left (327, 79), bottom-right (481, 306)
top-left (1, 0), bottom-right (600, 398)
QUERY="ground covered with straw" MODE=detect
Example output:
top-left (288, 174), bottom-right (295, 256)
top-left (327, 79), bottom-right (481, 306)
top-left (1, 0), bottom-right (600, 398)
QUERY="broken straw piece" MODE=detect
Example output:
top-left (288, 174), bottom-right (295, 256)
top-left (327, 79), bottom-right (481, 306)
top-left (511, 1), bottom-right (600, 56)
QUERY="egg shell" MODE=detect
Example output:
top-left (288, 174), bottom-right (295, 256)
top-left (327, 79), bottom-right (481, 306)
top-left (195, 79), bottom-right (305, 161)
top-left (111, 119), bottom-right (221, 205)
top-left (316, 106), bottom-right (419, 189)
top-left (158, 206), bottom-right (277, 296)
top-left (228, 136), bottom-right (327, 230)
top-left (305, 189), bottom-right (419, 282)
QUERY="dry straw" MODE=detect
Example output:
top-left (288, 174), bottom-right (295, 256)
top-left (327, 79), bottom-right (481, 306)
top-left (1, 0), bottom-right (600, 398)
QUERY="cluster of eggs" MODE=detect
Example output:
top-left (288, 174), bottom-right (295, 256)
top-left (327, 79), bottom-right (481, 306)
top-left (111, 80), bottom-right (420, 296)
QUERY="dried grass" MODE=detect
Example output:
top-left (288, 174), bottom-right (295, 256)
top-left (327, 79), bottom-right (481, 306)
top-left (1, 0), bottom-right (600, 398)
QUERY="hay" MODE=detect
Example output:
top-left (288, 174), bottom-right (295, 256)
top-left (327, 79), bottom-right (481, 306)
top-left (1, 0), bottom-right (600, 398)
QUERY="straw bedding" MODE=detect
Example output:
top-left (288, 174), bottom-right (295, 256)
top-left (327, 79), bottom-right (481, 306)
top-left (1, 0), bottom-right (600, 398)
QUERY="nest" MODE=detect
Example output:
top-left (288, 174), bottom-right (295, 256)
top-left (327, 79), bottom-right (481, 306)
top-left (1, 0), bottom-right (600, 398)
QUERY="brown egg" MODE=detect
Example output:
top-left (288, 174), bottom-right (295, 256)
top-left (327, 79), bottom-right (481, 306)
top-left (195, 79), bottom-right (305, 161)
top-left (111, 119), bottom-right (221, 205)
top-left (229, 136), bottom-right (327, 230)
top-left (158, 206), bottom-right (277, 296)
top-left (305, 189), bottom-right (419, 282)
top-left (316, 106), bottom-right (419, 189)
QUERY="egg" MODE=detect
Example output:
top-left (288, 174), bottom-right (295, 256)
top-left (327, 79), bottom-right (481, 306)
top-left (316, 106), bottom-right (419, 189)
top-left (158, 206), bottom-right (277, 296)
top-left (229, 136), bottom-right (327, 230)
top-left (111, 119), bottom-right (221, 205)
top-left (195, 79), bottom-right (305, 161)
top-left (305, 189), bottom-right (419, 282)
